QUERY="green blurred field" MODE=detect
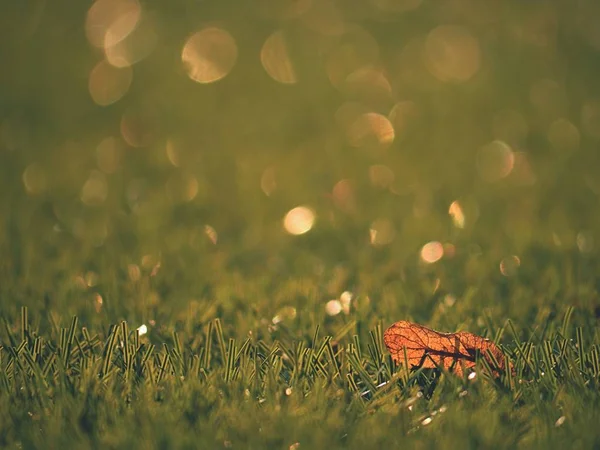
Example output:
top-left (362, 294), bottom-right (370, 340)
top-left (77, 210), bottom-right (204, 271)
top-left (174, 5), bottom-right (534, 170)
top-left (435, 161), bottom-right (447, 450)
top-left (1, 0), bottom-right (600, 448)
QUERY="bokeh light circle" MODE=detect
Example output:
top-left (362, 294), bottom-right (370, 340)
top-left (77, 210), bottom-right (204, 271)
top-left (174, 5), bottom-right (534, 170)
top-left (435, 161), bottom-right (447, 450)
top-left (500, 256), bottom-right (520, 277)
top-left (284, 206), bottom-right (315, 235)
top-left (85, 0), bottom-right (141, 49)
top-left (448, 201), bottom-right (465, 229)
top-left (477, 140), bottom-right (515, 182)
top-left (424, 25), bottom-right (481, 83)
top-left (22, 163), bottom-right (46, 195)
top-left (346, 112), bottom-right (395, 149)
top-left (182, 27), bottom-right (238, 84)
top-left (261, 30), bottom-right (297, 84)
top-left (420, 241), bottom-right (444, 263)
top-left (88, 60), bottom-right (132, 106)
top-left (325, 300), bottom-right (342, 316)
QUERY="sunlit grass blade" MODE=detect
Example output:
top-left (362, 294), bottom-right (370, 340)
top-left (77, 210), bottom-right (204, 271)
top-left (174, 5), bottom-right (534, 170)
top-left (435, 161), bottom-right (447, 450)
top-left (576, 326), bottom-right (585, 373)
top-left (203, 320), bottom-right (214, 369)
top-left (101, 325), bottom-right (119, 379)
top-left (561, 306), bottom-right (574, 338)
top-left (20, 306), bottom-right (28, 344)
top-left (213, 318), bottom-right (227, 366)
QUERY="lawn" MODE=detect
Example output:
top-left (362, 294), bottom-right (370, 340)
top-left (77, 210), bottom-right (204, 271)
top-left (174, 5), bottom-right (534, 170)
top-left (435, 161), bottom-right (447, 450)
top-left (1, 0), bottom-right (600, 448)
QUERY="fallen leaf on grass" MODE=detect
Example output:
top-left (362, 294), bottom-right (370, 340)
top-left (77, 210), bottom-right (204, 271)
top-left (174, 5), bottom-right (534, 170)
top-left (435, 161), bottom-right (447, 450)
top-left (383, 320), bottom-right (507, 377)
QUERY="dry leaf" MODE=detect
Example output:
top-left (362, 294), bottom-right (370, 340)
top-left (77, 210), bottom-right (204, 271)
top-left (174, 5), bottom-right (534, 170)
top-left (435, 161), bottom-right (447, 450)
top-left (383, 320), bottom-right (507, 377)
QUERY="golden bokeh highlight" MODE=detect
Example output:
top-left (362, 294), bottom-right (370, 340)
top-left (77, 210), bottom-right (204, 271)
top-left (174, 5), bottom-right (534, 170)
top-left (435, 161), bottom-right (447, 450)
top-left (165, 139), bottom-right (181, 167)
top-left (204, 225), bottom-right (218, 245)
top-left (120, 110), bottom-right (158, 148)
top-left (182, 27), bottom-right (238, 84)
top-left (342, 67), bottom-right (392, 103)
top-left (337, 102), bottom-right (394, 150)
top-left (260, 167), bottom-right (277, 197)
top-left (340, 291), bottom-right (352, 314)
top-left (261, 31), bottom-right (298, 85)
top-left (477, 140), bottom-right (515, 182)
top-left (104, 13), bottom-right (157, 68)
top-left (88, 60), bottom-right (132, 106)
top-left (284, 206), bottom-right (315, 235)
top-left (448, 201), bottom-right (465, 229)
top-left (94, 293), bottom-right (104, 313)
top-left (389, 101), bottom-right (419, 139)
top-left (272, 306), bottom-right (297, 324)
top-left (576, 231), bottom-right (594, 253)
top-left (22, 163), bottom-right (46, 195)
top-left (420, 241), bottom-right (444, 264)
top-left (346, 112), bottom-right (395, 149)
top-left (510, 152), bottom-right (537, 186)
top-left (443, 243), bottom-right (456, 259)
top-left (369, 219), bottom-right (395, 246)
top-left (424, 25), bottom-right (481, 83)
top-left (128, 263), bottom-right (141, 282)
top-left (325, 299), bottom-right (343, 316)
top-left (166, 173), bottom-right (199, 203)
top-left (85, 0), bottom-right (141, 49)
top-left (332, 179), bottom-right (356, 213)
top-left (500, 256), bottom-right (520, 277)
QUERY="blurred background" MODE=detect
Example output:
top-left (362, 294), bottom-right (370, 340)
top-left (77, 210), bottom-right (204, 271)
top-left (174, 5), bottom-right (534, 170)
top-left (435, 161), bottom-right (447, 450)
top-left (1, 0), bottom-right (600, 335)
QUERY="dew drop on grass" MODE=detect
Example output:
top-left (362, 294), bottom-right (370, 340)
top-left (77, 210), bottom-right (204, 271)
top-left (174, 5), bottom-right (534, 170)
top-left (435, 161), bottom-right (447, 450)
top-left (421, 417), bottom-right (433, 426)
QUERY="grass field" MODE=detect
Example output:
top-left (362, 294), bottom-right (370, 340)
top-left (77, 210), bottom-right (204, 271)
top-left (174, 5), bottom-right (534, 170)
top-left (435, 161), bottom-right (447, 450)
top-left (2, 0), bottom-right (600, 448)
top-left (1, 304), bottom-right (600, 449)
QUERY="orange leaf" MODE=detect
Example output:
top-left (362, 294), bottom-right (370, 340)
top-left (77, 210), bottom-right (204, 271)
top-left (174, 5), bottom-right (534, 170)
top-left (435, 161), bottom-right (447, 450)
top-left (383, 320), bottom-right (508, 377)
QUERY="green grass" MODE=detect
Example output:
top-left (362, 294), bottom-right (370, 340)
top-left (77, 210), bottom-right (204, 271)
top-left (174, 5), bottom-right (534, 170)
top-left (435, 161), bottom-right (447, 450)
top-left (1, 305), bottom-right (600, 449)
top-left (3, 0), bottom-right (600, 447)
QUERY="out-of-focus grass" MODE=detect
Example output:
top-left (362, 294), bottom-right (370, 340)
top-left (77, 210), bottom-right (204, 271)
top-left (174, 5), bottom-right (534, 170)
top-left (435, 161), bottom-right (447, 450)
top-left (2, 0), bottom-right (600, 447)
